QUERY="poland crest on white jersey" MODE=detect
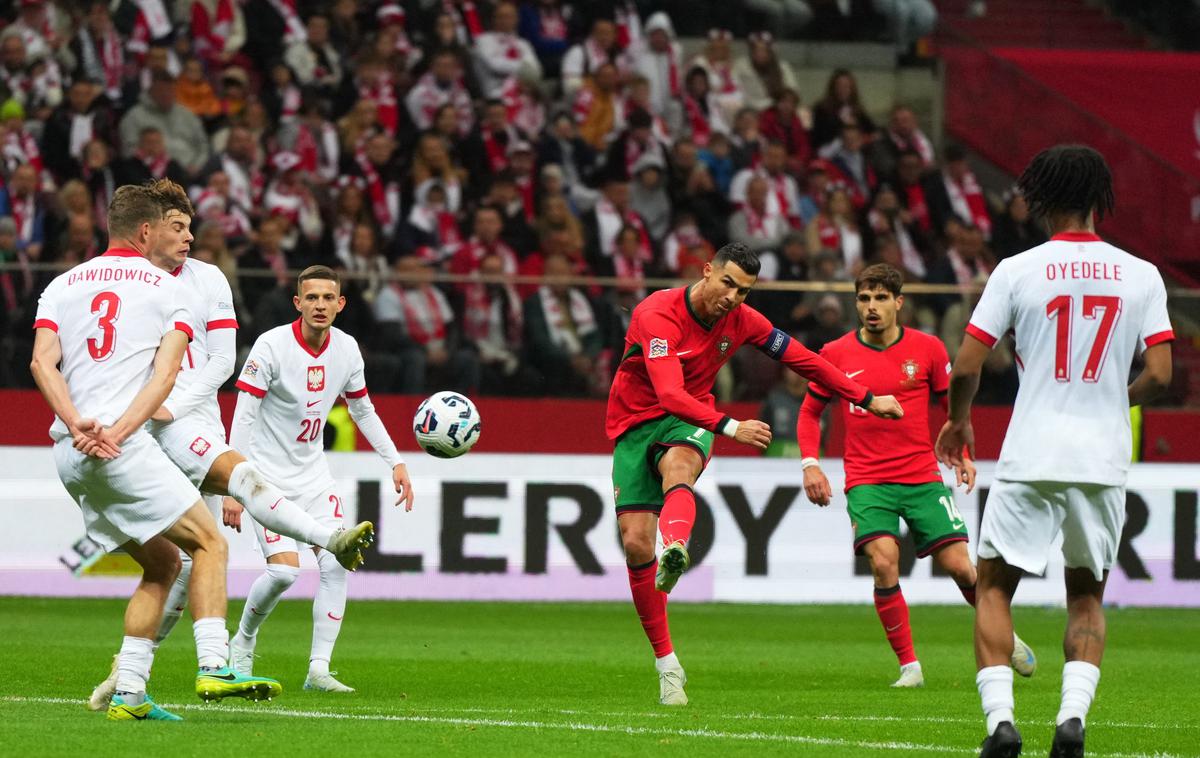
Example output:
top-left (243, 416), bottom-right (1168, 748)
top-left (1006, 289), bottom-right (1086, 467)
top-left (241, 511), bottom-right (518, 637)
top-left (33, 249), bottom-right (193, 440)
top-left (234, 319), bottom-right (368, 495)
top-left (966, 232), bottom-right (1174, 486)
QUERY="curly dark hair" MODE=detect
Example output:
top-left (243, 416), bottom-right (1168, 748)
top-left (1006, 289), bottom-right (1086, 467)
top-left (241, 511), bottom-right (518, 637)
top-left (1017, 144), bottom-right (1115, 222)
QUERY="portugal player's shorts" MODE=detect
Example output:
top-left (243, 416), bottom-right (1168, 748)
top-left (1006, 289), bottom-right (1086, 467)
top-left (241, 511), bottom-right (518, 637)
top-left (53, 430), bottom-right (203, 552)
top-left (251, 484), bottom-right (345, 558)
top-left (611, 415), bottom-right (714, 514)
top-left (846, 481), bottom-right (969, 557)
top-left (978, 479), bottom-right (1124, 582)
top-left (147, 416), bottom-right (233, 491)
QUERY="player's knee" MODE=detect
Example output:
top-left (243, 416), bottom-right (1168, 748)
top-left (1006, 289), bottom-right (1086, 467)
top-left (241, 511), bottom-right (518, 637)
top-left (264, 563), bottom-right (300, 592)
top-left (316, 550), bottom-right (347, 583)
top-left (621, 532), bottom-right (656, 564)
top-left (869, 555), bottom-right (899, 583)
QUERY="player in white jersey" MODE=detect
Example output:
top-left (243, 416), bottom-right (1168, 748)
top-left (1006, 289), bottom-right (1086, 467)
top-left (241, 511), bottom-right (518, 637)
top-left (224, 265), bottom-right (414, 693)
top-left (31, 183), bottom-right (283, 721)
top-left (935, 146), bottom-right (1174, 758)
top-left (87, 180), bottom-right (375, 710)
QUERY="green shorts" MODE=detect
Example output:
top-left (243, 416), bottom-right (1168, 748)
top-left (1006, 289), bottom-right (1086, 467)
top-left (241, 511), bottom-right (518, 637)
top-left (612, 416), bottom-right (714, 513)
top-left (846, 482), bottom-right (969, 557)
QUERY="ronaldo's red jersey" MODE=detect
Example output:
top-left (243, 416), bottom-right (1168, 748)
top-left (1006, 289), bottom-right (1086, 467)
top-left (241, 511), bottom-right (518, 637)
top-left (606, 286), bottom-right (872, 440)
top-left (803, 328), bottom-right (951, 489)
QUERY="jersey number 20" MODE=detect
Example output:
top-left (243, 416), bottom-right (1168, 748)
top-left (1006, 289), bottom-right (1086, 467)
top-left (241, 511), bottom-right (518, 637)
top-left (87, 291), bottom-right (121, 362)
top-left (1045, 295), bottom-right (1122, 383)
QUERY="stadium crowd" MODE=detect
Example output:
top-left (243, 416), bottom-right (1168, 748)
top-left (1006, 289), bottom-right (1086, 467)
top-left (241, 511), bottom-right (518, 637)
top-left (0, 0), bottom-right (1043, 403)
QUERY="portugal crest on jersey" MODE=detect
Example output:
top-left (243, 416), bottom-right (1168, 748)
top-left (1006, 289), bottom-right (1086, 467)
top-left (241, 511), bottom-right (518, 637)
top-left (901, 359), bottom-right (919, 386)
top-left (717, 335), bottom-right (732, 356)
top-left (307, 365), bottom-right (325, 392)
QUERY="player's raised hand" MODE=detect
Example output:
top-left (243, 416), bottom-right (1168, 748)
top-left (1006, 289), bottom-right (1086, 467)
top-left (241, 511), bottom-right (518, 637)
top-left (222, 497), bottom-right (244, 532)
top-left (392, 463), bottom-right (414, 511)
top-left (802, 466), bottom-right (832, 506)
top-left (733, 419), bottom-right (772, 449)
top-left (866, 394), bottom-right (904, 419)
top-left (935, 420), bottom-right (975, 468)
top-left (954, 454), bottom-right (977, 494)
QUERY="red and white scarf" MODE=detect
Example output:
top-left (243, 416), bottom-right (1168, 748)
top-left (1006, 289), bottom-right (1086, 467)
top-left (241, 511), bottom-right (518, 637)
top-left (683, 95), bottom-right (711, 147)
top-left (396, 285), bottom-right (448, 344)
top-left (136, 149), bottom-right (169, 179)
top-left (9, 194), bottom-right (35, 245)
top-left (98, 27), bottom-right (123, 100)
top-left (537, 286), bottom-right (597, 355)
top-left (355, 147), bottom-right (399, 233)
top-left (464, 281), bottom-right (522, 344)
top-left (267, 0), bottom-right (307, 44)
top-left (904, 183), bottom-right (931, 232)
top-left (539, 7), bottom-right (568, 40)
top-left (359, 73), bottom-right (399, 135)
top-left (193, 0), bottom-right (237, 60)
top-left (408, 204), bottom-right (464, 264)
top-left (482, 128), bottom-right (511, 173)
top-left (595, 200), bottom-right (652, 261)
top-left (445, 0), bottom-right (483, 43)
top-left (128, 0), bottom-right (171, 56)
top-left (943, 172), bottom-right (991, 238)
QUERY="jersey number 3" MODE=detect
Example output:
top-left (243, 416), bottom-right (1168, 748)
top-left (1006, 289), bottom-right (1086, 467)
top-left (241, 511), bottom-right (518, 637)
top-left (88, 291), bottom-right (121, 362)
top-left (1045, 295), bottom-right (1122, 383)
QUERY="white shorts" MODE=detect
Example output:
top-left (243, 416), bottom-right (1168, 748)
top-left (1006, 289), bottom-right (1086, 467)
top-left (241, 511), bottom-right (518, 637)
top-left (251, 485), bottom-right (344, 558)
top-left (53, 430), bottom-right (203, 552)
top-left (148, 416), bottom-right (233, 491)
top-left (978, 479), bottom-right (1125, 582)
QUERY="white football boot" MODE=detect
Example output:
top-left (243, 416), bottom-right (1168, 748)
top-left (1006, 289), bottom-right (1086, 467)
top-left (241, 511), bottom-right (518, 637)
top-left (891, 661), bottom-right (925, 688)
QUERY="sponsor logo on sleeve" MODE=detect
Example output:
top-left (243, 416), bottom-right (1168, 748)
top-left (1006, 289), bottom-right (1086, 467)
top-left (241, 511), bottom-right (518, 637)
top-left (648, 338), bottom-right (668, 359)
top-left (242, 359), bottom-right (259, 378)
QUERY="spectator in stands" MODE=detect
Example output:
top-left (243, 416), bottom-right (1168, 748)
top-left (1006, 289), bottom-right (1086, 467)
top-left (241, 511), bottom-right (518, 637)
top-left (411, 132), bottom-right (466, 213)
top-left (924, 216), bottom-right (993, 333)
top-left (754, 231), bottom-right (809, 328)
top-left (729, 105), bottom-right (764, 169)
top-left (866, 183), bottom-right (929, 279)
top-left (524, 251), bottom-right (603, 396)
top-left (451, 205), bottom-right (520, 277)
top-left (584, 174), bottom-right (652, 273)
top-left (0, 163), bottom-right (46, 258)
top-left (729, 174), bottom-right (788, 253)
top-left (406, 49), bottom-right (474, 135)
top-left (473, 1), bottom-right (542, 99)
top-left (351, 131), bottom-right (403, 240)
top-left (806, 184), bottom-right (863, 278)
top-left (78, 138), bottom-right (115, 232)
top-left (46, 178), bottom-right (98, 251)
top-left (680, 64), bottom-right (730, 148)
top-left (695, 131), bottom-right (735, 196)
top-left (190, 0), bottom-right (247, 70)
top-left (174, 56), bottom-right (224, 124)
top-left (464, 249), bottom-right (533, 394)
top-left (741, 0), bottom-right (814, 36)
top-left (535, 193), bottom-right (586, 258)
top-left (925, 143), bottom-right (993, 240)
top-left (70, 2), bottom-right (125, 104)
top-left (811, 68), bottom-right (876, 149)
top-left (0, 99), bottom-right (47, 183)
top-left (732, 140), bottom-right (804, 228)
top-left (758, 87), bottom-right (810, 175)
top-left (991, 186), bottom-right (1047, 260)
top-left (376, 254), bottom-right (480, 394)
top-left (40, 78), bottom-right (117, 183)
top-left (536, 109), bottom-right (599, 198)
top-left (340, 222), bottom-right (389, 306)
top-left (604, 107), bottom-right (669, 182)
top-left (483, 167), bottom-right (538, 255)
top-left (662, 211), bottom-right (715, 275)
top-left (285, 13), bottom-right (343, 99)
top-left (632, 12), bottom-right (682, 118)
top-left (689, 29), bottom-right (743, 125)
top-left (805, 293), bottom-right (851, 352)
top-left (263, 151), bottom-right (324, 245)
top-left (518, 0), bottom-right (572, 79)
top-left (118, 69), bottom-right (209, 177)
top-left (629, 153), bottom-right (671, 245)
top-left (561, 17), bottom-right (626, 98)
top-left (822, 120), bottom-right (877, 208)
top-left (403, 181), bottom-right (465, 266)
top-left (625, 73), bottom-right (679, 140)
top-left (1, 31), bottom-right (63, 119)
top-left (732, 31), bottom-right (797, 114)
top-left (873, 103), bottom-right (934, 179)
top-left (573, 60), bottom-right (623, 151)
top-left (193, 169), bottom-right (252, 245)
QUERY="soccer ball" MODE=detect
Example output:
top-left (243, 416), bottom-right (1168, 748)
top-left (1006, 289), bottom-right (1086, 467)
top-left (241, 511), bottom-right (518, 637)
top-left (413, 391), bottom-right (482, 458)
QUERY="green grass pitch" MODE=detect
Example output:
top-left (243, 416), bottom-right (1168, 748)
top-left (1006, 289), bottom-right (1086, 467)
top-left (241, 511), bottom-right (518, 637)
top-left (2, 598), bottom-right (1197, 757)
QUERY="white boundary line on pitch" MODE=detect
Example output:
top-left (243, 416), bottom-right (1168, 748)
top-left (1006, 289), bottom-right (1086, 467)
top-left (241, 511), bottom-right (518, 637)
top-left (2, 696), bottom-right (1193, 758)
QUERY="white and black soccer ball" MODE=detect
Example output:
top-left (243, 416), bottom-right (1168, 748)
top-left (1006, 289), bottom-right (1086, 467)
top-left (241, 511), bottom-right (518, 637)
top-left (412, 391), bottom-right (482, 458)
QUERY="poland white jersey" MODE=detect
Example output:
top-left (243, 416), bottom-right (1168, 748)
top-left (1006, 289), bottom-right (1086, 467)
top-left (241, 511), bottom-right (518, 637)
top-left (967, 232), bottom-right (1174, 485)
top-left (167, 258), bottom-right (237, 431)
top-left (34, 249), bottom-right (192, 440)
top-left (234, 320), bottom-right (368, 495)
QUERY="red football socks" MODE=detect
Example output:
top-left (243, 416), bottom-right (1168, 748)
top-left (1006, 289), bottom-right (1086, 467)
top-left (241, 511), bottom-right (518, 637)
top-left (627, 559), bottom-right (672, 657)
top-left (959, 582), bottom-right (977, 607)
top-left (874, 584), bottom-right (917, 666)
top-left (659, 484), bottom-right (696, 546)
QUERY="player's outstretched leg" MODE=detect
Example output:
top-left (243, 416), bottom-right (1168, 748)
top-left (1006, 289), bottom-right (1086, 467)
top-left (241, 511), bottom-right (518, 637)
top-left (862, 539), bottom-right (922, 687)
top-left (656, 484), bottom-right (694, 594)
top-left (620, 513), bottom-right (686, 706)
top-left (230, 559), bottom-right (300, 675)
top-left (305, 550), bottom-right (354, 692)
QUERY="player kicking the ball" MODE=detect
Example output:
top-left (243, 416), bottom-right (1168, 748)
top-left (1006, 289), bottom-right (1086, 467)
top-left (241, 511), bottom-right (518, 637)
top-left (607, 242), bottom-right (904, 706)
top-left (225, 265), bottom-right (414, 693)
top-left (88, 182), bottom-right (375, 710)
top-left (937, 146), bottom-right (1174, 757)
top-left (797, 263), bottom-right (1036, 688)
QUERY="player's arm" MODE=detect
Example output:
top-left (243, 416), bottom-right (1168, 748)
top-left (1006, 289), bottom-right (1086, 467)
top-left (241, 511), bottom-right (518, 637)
top-left (750, 316), bottom-right (902, 419)
top-left (29, 327), bottom-right (120, 459)
top-left (796, 390), bottom-right (832, 506)
top-left (101, 329), bottom-right (190, 450)
top-left (159, 326), bottom-right (237, 421)
top-left (1129, 342), bottom-right (1173, 407)
top-left (345, 391), bottom-right (414, 512)
top-left (931, 341), bottom-right (975, 493)
top-left (936, 333), bottom-right (989, 468)
top-left (221, 387), bottom-right (263, 532)
top-left (640, 312), bottom-right (770, 448)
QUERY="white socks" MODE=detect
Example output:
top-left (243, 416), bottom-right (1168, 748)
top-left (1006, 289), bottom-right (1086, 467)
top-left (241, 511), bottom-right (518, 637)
top-left (1057, 661), bottom-right (1101, 726)
top-left (155, 552), bottom-right (192, 648)
top-left (193, 617), bottom-right (229, 670)
top-left (655, 651), bottom-right (681, 673)
top-left (228, 462), bottom-right (336, 549)
top-left (116, 636), bottom-right (155, 695)
top-left (238, 563), bottom-right (299, 641)
top-left (977, 665), bottom-right (1015, 735)
top-left (310, 550), bottom-right (348, 673)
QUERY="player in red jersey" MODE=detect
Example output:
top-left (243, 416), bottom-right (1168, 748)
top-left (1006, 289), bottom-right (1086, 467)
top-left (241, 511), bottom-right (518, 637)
top-left (797, 263), bottom-right (1036, 688)
top-left (606, 242), bottom-right (904, 706)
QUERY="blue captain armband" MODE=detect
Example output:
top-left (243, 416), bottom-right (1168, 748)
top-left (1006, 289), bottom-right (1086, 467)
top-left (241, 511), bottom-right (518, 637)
top-left (757, 328), bottom-right (791, 359)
